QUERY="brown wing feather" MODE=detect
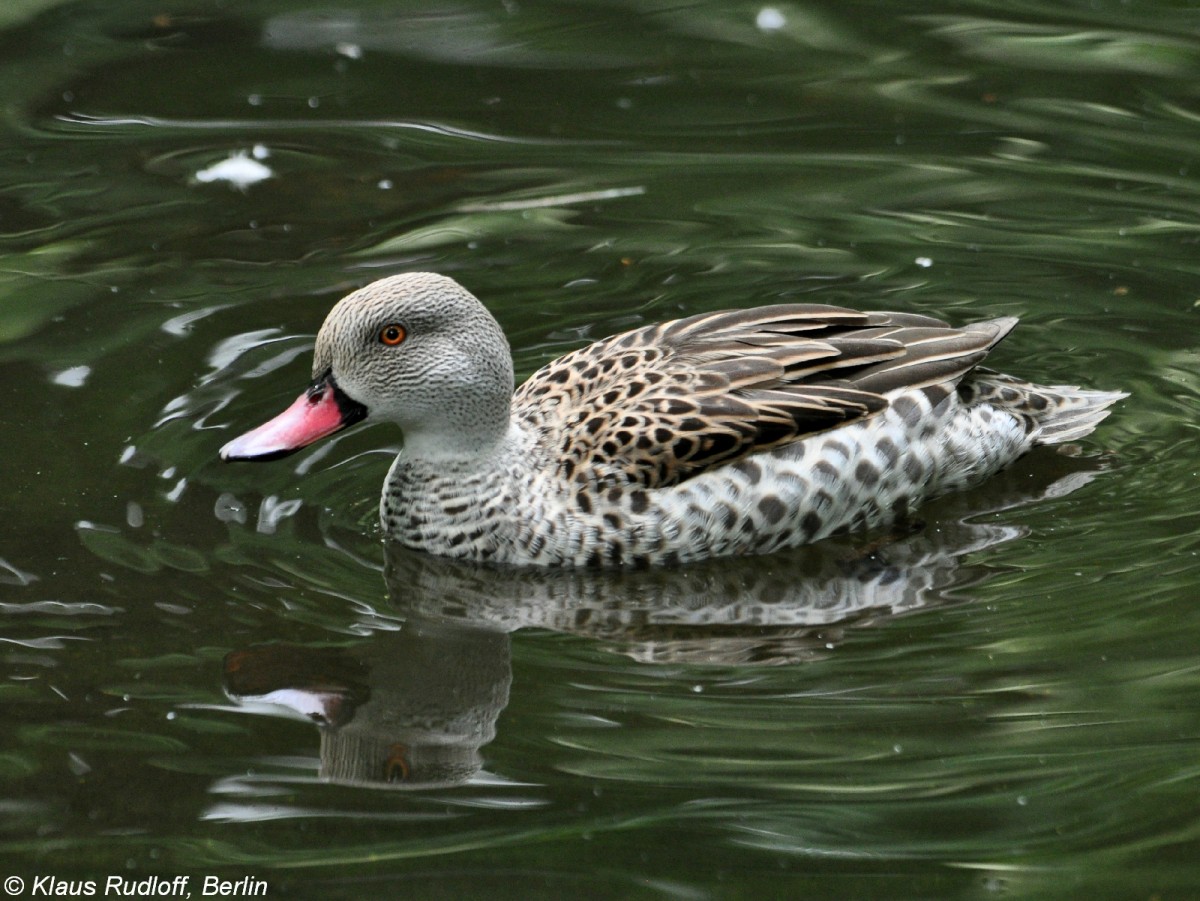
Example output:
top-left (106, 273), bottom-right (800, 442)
top-left (514, 305), bottom-right (1015, 490)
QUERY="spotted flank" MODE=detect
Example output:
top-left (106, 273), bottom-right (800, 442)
top-left (221, 273), bottom-right (1127, 567)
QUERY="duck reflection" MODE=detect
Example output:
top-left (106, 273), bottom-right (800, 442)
top-left (224, 620), bottom-right (510, 789)
top-left (223, 450), bottom-right (1106, 788)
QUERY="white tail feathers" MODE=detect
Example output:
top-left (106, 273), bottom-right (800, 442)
top-left (1031, 386), bottom-right (1129, 445)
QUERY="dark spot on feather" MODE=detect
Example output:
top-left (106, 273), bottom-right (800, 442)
top-left (892, 395), bottom-right (921, 427)
top-left (548, 368), bottom-right (570, 384)
top-left (855, 461), bottom-right (879, 487)
top-left (704, 432), bottom-right (741, 459)
top-left (603, 513), bottom-right (621, 529)
top-left (673, 437), bottom-right (695, 459)
top-left (616, 430), bottom-right (633, 446)
top-left (814, 460), bottom-right (838, 481)
top-left (904, 455), bottom-right (925, 482)
top-left (825, 440), bottom-right (850, 461)
top-left (654, 427), bottom-right (672, 444)
top-left (877, 437), bottom-right (900, 467)
top-left (921, 384), bottom-right (950, 412)
top-left (587, 549), bottom-right (603, 567)
top-left (444, 502), bottom-right (468, 516)
top-left (801, 511), bottom-right (822, 538)
top-left (576, 492), bottom-right (592, 514)
top-left (758, 495), bottom-right (786, 525)
top-left (561, 459), bottom-right (576, 480)
top-left (607, 487), bottom-right (622, 504)
top-left (678, 417), bottom-right (706, 432)
top-left (636, 435), bottom-right (654, 451)
top-left (1029, 392), bottom-right (1048, 411)
top-left (629, 490), bottom-right (649, 513)
top-left (585, 417), bottom-right (605, 435)
top-left (738, 459), bottom-right (763, 484)
top-left (1000, 387), bottom-right (1020, 403)
top-left (718, 504), bottom-right (738, 529)
top-left (602, 389), bottom-right (621, 405)
top-left (620, 354), bottom-right (639, 369)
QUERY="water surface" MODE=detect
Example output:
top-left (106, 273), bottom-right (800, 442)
top-left (1, 1), bottom-right (1198, 898)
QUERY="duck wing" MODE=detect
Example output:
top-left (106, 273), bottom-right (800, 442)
top-left (514, 303), bottom-right (1015, 490)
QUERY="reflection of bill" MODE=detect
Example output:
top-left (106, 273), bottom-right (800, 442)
top-left (223, 449), bottom-right (1109, 788)
top-left (224, 619), bottom-right (510, 790)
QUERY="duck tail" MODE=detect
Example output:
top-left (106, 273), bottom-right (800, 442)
top-left (961, 370), bottom-right (1128, 445)
top-left (1028, 385), bottom-right (1129, 445)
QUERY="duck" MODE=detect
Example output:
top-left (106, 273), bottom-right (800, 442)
top-left (220, 272), bottom-right (1126, 567)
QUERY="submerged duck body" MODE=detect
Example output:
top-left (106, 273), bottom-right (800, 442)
top-left (221, 273), bottom-right (1125, 567)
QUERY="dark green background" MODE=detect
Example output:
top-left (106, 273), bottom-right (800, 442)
top-left (1, 0), bottom-right (1197, 897)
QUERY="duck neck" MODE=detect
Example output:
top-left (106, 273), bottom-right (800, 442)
top-left (381, 420), bottom-right (528, 558)
top-left (399, 428), bottom-right (502, 465)
top-left (397, 400), bottom-right (515, 466)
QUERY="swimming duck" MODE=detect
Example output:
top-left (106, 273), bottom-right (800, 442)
top-left (220, 273), bottom-right (1125, 567)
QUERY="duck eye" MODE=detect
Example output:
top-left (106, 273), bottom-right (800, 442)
top-left (384, 744), bottom-right (410, 783)
top-left (379, 324), bottom-right (407, 346)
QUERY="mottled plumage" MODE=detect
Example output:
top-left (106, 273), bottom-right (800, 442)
top-left (515, 305), bottom-right (1008, 492)
top-left (221, 273), bottom-right (1127, 567)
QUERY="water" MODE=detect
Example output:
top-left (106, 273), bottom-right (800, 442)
top-left (2, 0), bottom-right (1198, 897)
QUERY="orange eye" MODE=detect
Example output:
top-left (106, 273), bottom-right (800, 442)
top-left (379, 324), bottom-right (406, 346)
top-left (384, 744), bottom-right (410, 783)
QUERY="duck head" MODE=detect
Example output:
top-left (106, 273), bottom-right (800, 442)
top-left (219, 273), bottom-right (515, 463)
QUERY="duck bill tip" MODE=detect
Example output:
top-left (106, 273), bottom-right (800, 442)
top-left (220, 381), bottom-right (364, 462)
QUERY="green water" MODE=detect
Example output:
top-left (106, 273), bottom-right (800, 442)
top-left (2, 0), bottom-right (1198, 897)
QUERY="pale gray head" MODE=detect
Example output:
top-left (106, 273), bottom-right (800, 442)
top-left (313, 273), bottom-right (515, 459)
top-left (218, 273), bottom-right (515, 464)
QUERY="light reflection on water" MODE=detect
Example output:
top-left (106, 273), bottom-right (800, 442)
top-left (0, 0), bottom-right (1198, 897)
